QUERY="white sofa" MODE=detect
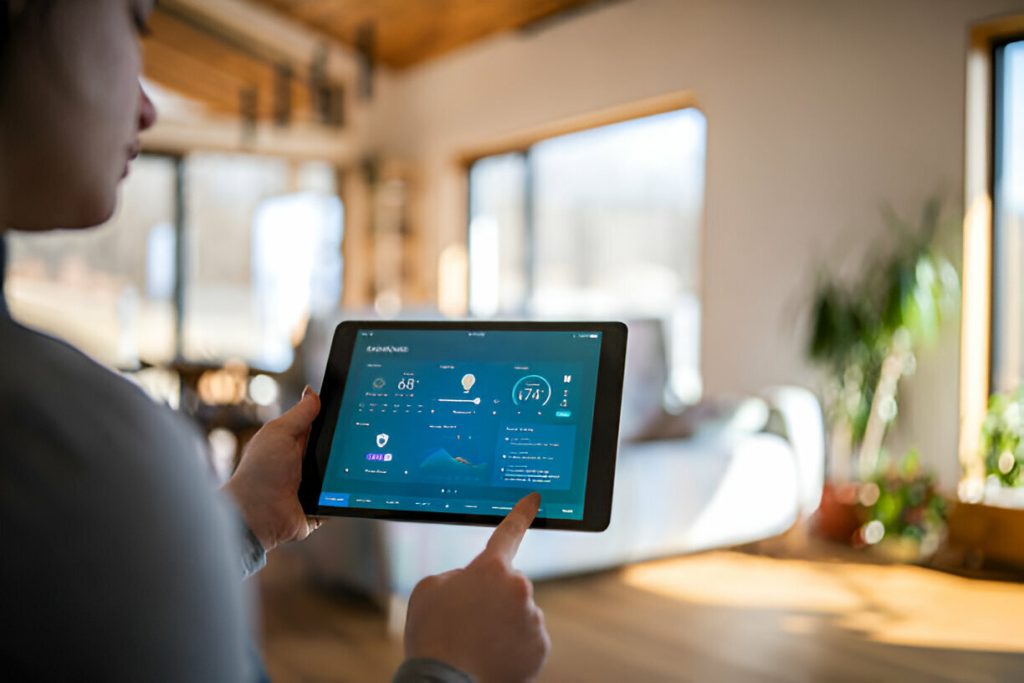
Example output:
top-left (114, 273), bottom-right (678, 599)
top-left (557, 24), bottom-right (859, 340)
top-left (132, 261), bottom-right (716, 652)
top-left (293, 319), bottom-right (825, 610)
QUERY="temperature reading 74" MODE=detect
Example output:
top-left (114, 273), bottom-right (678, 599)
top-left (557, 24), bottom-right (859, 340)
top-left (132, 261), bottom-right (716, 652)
top-left (518, 387), bottom-right (544, 402)
top-left (513, 375), bottom-right (552, 405)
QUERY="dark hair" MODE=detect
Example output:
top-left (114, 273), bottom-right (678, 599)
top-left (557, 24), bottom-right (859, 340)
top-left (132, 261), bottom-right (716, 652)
top-left (0, 3), bottom-right (8, 56)
top-left (0, 2), bottom-right (54, 77)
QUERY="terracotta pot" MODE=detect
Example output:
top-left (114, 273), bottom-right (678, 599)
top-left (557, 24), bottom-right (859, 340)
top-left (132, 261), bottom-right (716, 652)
top-left (811, 481), bottom-right (861, 544)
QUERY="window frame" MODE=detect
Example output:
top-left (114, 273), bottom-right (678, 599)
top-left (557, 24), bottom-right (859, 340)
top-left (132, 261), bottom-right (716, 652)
top-left (959, 16), bottom-right (1024, 502)
top-left (461, 90), bottom-right (703, 318)
top-left (989, 33), bottom-right (1024, 392)
top-left (458, 91), bottom-right (700, 167)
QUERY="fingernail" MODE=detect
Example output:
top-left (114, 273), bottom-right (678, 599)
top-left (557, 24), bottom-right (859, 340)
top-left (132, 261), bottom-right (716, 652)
top-left (302, 385), bottom-right (312, 399)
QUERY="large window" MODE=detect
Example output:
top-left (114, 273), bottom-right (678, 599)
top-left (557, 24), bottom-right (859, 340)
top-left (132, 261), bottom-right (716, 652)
top-left (468, 107), bottom-right (707, 401)
top-left (6, 153), bottom-right (342, 373)
top-left (991, 38), bottom-right (1024, 392)
top-left (6, 156), bottom-right (178, 368)
top-left (183, 154), bottom-right (342, 371)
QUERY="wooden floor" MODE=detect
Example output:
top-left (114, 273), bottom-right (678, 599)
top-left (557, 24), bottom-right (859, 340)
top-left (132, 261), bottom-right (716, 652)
top-left (257, 547), bottom-right (1024, 683)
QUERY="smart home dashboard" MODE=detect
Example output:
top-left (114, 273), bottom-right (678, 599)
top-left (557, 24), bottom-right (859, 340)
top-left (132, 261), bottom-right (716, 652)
top-left (315, 327), bottom-right (604, 522)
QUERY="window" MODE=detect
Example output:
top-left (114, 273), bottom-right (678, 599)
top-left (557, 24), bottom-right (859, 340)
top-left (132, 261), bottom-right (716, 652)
top-left (6, 155), bottom-right (178, 368)
top-left (468, 107), bottom-right (707, 401)
top-left (182, 154), bottom-right (341, 371)
top-left (991, 37), bottom-right (1024, 393)
top-left (961, 20), bottom-right (1024, 502)
top-left (6, 153), bottom-right (343, 373)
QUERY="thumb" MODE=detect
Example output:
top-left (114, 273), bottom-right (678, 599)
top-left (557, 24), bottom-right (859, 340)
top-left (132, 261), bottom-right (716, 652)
top-left (275, 386), bottom-right (321, 436)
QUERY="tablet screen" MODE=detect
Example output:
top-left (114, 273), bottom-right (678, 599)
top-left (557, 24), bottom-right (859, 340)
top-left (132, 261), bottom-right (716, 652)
top-left (316, 328), bottom-right (604, 521)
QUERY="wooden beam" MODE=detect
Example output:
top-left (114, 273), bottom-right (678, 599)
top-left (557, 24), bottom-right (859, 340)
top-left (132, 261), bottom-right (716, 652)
top-left (162, 0), bottom-right (361, 81)
top-left (144, 7), bottom-right (316, 122)
top-left (141, 116), bottom-right (356, 163)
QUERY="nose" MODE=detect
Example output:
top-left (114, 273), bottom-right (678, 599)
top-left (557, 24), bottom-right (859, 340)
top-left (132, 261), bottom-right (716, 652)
top-left (138, 82), bottom-right (158, 132)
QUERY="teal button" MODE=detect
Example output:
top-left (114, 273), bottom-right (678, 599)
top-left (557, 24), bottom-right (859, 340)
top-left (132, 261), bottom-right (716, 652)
top-left (556, 410), bottom-right (572, 418)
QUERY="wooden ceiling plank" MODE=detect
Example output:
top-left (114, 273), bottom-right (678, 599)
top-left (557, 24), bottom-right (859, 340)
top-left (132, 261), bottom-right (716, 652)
top-left (247, 0), bottom-right (602, 69)
top-left (149, 11), bottom-right (280, 86)
top-left (145, 42), bottom-right (251, 97)
top-left (145, 6), bottom-right (322, 122)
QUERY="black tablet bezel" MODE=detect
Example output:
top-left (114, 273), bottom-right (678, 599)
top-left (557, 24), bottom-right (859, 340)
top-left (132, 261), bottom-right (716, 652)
top-left (298, 320), bottom-right (627, 531)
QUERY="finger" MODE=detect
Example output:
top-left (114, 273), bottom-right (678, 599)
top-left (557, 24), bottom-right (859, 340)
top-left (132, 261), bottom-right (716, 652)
top-left (305, 515), bottom-right (327, 535)
top-left (477, 492), bottom-right (540, 566)
top-left (275, 386), bottom-right (321, 437)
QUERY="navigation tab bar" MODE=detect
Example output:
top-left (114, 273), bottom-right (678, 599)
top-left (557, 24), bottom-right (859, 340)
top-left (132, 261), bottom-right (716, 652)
top-left (317, 491), bottom-right (580, 519)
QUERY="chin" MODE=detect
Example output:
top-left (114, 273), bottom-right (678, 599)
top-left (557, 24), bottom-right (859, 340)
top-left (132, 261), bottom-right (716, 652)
top-left (7, 191), bottom-right (118, 232)
top-left (64, 182), bottom-right (120, 229)
top-left (74, 198), bottom-right (119, 229)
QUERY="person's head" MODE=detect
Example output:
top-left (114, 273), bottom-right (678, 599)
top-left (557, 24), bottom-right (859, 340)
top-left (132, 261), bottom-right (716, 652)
top-left (0, 0), bottom-right (158, 231)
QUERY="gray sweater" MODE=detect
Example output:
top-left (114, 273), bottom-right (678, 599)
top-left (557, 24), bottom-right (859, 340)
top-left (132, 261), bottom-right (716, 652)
top-left (0, 238), bottom-right (468, 682)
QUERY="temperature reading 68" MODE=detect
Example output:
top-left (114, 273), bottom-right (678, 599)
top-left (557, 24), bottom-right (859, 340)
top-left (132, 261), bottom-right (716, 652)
top-left (397, 377), bottom-right (416, 391)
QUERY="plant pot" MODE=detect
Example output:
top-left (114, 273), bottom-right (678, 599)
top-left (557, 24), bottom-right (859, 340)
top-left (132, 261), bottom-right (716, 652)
top-left (811, 481), bottom-right (861, 544)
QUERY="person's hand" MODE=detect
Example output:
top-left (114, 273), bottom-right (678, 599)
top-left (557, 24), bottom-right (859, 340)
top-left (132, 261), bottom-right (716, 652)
top-left (223, 386), bottom-right (322, 553)
top-left (403, 493), bottom-right (550, 683)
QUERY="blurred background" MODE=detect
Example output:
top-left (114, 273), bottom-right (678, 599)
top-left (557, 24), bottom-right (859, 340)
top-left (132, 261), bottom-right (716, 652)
top-left (6, 0), bottom-right (1024, 680)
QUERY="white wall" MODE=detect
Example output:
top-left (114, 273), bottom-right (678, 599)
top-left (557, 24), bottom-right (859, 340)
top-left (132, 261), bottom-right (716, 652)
top-left (370, 0), bottom-right (1024, 490)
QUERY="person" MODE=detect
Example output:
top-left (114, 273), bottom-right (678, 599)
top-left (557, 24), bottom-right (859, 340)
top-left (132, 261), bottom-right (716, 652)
top-left (0, 1), bottom-right (550, 681)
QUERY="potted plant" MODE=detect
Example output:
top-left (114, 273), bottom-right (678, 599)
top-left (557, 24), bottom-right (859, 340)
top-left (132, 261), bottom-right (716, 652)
top-left (807, 199), bottom-right (959, 544)
top-left (978, 389), bottom-right (1024, 507)
top-left (855, 449), bottom-right (948, 561)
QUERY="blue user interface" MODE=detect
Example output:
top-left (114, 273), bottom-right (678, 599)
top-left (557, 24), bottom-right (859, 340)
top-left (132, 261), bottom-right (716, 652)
top-left (318, 328), bottom-right (603, 520)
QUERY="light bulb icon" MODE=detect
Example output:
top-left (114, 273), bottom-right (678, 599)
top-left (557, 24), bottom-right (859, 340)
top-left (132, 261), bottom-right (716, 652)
top-left (461, 373), bottom-right (476, 393)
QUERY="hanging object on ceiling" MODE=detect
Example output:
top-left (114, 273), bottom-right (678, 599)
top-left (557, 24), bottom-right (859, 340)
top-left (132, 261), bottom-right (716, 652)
top-left (239, 86), bottom-right (259, 143)
top-left (273, 64), bottom-right (293, 127)
top-left (310, 43), bottom-right (345, 128)
top-left (355, 20), bottom-right (375, 100)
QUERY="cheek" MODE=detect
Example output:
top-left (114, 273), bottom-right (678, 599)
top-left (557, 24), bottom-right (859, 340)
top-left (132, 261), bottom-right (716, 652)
top-left (0, 0), bottom-right (146, 231)
top-left (45, 2), bottom-right (143, 225)
top-left (61, 12), bottom-right (142, 151)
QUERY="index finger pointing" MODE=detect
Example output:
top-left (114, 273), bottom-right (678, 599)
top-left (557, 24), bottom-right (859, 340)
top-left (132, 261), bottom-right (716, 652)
top-left (478, 492), bottom-right (541, 565)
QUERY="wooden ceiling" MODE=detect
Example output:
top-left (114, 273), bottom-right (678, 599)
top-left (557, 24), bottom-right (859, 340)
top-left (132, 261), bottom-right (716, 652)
top-left (250, 0), bottom-right (601, 69)
top-left (143, 6), bottom-right (318, 123)
top-left (141, 0), bottom-right (602, 125)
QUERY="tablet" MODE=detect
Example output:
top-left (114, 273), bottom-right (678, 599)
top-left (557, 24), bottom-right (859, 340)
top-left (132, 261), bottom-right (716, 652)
top-left (299, 321), bottom-right (627, 531)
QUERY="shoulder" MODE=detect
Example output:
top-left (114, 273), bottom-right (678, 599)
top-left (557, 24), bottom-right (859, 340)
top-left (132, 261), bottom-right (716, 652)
top-left (0, 316), bottom-right (153, 415)
top-left (0, 315), bottom-right (216, 533)
top-left (0, 318), bottom-right (252, 679)
top-left (0, 317), bottom-right (203, 472)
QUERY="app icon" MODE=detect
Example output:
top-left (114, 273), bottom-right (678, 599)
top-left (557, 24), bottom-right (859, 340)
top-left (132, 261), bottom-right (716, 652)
top-left (376, 433), bottom-right (389, 448)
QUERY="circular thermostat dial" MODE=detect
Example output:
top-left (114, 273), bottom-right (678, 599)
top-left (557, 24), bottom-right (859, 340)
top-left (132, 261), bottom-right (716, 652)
top-left (512, 374), bottom-right (553, 406)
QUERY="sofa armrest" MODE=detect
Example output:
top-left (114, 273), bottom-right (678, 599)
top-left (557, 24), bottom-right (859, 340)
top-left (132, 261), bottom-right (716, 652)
top-left (763, 385), bottom-right (825, 516)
